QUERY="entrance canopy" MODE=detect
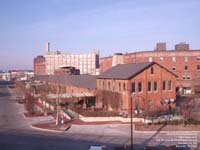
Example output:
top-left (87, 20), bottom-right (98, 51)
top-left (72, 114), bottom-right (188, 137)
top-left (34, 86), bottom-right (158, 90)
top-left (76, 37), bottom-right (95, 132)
top-left (47, 92), bottom-right (95, 99)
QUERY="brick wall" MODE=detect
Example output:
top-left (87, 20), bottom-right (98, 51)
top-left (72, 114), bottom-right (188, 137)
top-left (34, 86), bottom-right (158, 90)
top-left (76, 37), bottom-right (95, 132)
top-left (100, 50), bottom-right (200, 94)
top-left (34, 56), bottom-right (46, 75)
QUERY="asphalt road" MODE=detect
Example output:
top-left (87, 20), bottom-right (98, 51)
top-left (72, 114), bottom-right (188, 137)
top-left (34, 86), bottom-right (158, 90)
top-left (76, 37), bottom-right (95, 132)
top-left (0, 81), bottom-right (102, 150)
top-left (0, 80), bottom-right (199, 150)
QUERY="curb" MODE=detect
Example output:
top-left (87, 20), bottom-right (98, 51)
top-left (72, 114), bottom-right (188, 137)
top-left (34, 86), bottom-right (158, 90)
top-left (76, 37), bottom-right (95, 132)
top-left (31, 125), bottom-right (64, 133)
top-left (134, 130), bottom-right (200, 134)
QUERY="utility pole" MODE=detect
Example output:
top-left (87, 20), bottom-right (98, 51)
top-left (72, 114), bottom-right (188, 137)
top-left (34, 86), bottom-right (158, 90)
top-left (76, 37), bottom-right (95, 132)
top-left (56, 85), bottom-right (60, 125)
top-left (130, 96), bottom-right (133, 150)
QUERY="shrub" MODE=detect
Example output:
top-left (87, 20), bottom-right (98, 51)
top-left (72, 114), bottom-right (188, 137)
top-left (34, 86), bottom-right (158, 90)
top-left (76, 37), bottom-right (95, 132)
top-left (186, 118), bottom-right (200, 125)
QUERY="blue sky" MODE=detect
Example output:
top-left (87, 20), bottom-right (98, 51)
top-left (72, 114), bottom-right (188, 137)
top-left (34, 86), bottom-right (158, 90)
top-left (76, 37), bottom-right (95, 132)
top-left (0, 0), bottom-right (200, 70)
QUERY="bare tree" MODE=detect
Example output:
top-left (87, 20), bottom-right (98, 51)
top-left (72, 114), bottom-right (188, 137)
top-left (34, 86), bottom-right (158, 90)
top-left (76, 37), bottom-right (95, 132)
top-left (24, 93), bottom-right (36, 115)
top-left (180, 97), bottom-right (195, 124)
top-left (97, 89), bottom-right (121, 111)
top-left (16, 81), bottom-right (28, 95)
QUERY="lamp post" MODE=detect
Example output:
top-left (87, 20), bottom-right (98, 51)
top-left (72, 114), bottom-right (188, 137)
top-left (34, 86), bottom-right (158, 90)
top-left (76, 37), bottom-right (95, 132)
top-left (161, 99), bottom-right (174, 121)
top-left (130, 95), bottom-right (133, 150)
top-left (56, 86), bottom-right (59, 125)
top-left (56, 85), bottom-right (60, 125)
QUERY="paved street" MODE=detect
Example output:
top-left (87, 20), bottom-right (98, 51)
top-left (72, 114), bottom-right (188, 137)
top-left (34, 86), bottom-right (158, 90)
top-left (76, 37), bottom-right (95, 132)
top-left (0, 81), bottom-right (101, 150)
top-left (0, 81), bottom-right (199, 150)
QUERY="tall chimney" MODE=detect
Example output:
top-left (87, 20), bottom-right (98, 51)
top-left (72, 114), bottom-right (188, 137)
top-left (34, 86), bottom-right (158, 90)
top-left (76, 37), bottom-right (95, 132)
top-left (45, 42), bottom-right (50, 53)
top-left (155, 42), bottom-right (166, 51)
top-left (112, 53), bottom-right (124, 67)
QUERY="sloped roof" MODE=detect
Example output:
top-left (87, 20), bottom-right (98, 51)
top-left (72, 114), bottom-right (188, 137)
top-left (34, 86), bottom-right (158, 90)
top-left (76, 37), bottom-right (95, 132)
top-left (33, 74), bottom-right (97, 89)
top-left (98, 62), bottom-right (177, 80)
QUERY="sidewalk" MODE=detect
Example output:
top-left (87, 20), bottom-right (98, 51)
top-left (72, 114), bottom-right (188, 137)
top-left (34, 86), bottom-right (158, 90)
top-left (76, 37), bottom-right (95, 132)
top-left (31, 117), bottom-right (129, 132)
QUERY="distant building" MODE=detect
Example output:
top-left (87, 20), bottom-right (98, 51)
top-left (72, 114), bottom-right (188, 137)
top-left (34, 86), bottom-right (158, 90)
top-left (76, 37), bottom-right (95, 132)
top-left (0, 71), bottom-right (4, 79)
top-left (54, 66), bottom-right (80, 75)
top-left (2, 70), bottom-right (34, 81)
top-left (45, 42), bottom-right (100, 75)
top-left (97, 62), bottom-right (177, 115)
top-left (2, 73), bottom-right (11, 81)
top-left (100, 42), bottom-right (200, 95)
top-left (34, 55), bottom-right (46, 75)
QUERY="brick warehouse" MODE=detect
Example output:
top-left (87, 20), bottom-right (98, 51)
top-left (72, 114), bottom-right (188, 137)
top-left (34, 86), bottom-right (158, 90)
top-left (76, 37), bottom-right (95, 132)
top-left (96, 62), bottom-right (177, 116)
top-left (33, 75), bottom-right (97, 108)
top-left (100, 42), bottom-right (200, 95)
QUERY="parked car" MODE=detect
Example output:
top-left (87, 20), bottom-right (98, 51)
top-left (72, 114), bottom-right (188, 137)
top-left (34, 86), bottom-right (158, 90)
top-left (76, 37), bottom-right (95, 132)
top-left (89, 145), bottom-right (107, 150)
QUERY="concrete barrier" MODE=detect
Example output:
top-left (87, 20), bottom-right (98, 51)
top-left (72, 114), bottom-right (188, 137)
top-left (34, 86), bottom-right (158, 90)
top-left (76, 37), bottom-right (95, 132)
top-left (38, 99), bottom-right (55, 111)
top-left (79, 116), bottom-right (145, 123)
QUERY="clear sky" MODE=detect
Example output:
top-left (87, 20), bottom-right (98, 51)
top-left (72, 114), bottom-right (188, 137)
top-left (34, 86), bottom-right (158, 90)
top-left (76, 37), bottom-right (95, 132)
top-left (0, 0), bottom-right (200, 70)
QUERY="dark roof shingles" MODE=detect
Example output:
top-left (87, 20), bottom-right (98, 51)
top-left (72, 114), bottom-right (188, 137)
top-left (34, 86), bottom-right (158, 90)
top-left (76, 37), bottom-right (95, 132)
top-left (98, 62), bottom-right (154, 79)
top-left (33, 75), bottom-right (97, 89)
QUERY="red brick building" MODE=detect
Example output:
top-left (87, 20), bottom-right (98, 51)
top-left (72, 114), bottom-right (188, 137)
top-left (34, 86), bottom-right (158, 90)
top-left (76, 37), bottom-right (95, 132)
top-left (100, 43), bottom-right (200, 95)
top-left (33, 56), bottom-right (46, 75)
top-left (97, 62), bottom-right (177, 115)
top-left (33, 75), bottom-right (97, 108)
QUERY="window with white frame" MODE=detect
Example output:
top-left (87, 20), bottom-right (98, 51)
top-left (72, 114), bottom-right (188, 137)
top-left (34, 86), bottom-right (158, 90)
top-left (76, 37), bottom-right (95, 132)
top-left (150, 67), bottom-right (154, 74)
top-left (172, 66), bottom-right (176, 71)
top-left (197, 56), bottom-right (200, 61)
top-left (148, 81), bottom-right (152, 92)
top-left (149, 57), bottom-right (153, 62)
top-left (112, 81), bottom-right (115, 90)
top-left (184, 56), bottom-right (188, 62)
top-left (118, 82), bottom-right (121, 91)
top-left (197, 65), bottom-right (200, 71)
top-left (185, 65), bottom-right (188, 70)
top-left (160, 56), bottom-right (164, 61)
top-left (138, 82), bottom-right (142, 92)
top-left (172, 56), bottom-right (176, 62)
top-left (108, 82), bottom-right (110, 90)
top-left (123, 83), bottom-right (126, 91)
top-left (187, 75), bottom-right (191, 80)
top-left (168, 80), bottom-right (172, 91)
top-left (154, 81), bottom-right (158, 91)
top-left (131, 82), bottom-right (135, 93)
top-left (163, 81), bottom-right (166, 91)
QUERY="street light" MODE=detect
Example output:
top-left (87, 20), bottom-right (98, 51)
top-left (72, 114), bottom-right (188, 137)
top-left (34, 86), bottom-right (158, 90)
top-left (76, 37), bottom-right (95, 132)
top-left (130, 95), bottom-right (133, 150)
top-left (160, 98), bottom-right (175, 120)
top-left (56, 85), bottom-right (59, 125)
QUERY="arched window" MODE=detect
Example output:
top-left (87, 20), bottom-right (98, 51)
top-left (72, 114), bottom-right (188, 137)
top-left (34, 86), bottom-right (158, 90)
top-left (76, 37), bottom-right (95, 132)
top-left (151, 67), bottom-right (154, 74)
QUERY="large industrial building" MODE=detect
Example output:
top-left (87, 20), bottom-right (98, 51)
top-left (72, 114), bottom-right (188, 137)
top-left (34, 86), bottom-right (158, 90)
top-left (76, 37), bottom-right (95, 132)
top-left (45, 42), bottom-right (99, 75)
top-left (100, 42), bottom-right (200, 95)
top-left (34, 42), bottom-right (100, 75)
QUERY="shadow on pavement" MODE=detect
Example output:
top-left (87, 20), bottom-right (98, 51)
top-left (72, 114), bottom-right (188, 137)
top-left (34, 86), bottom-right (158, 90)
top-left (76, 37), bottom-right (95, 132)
top-left (0, 92), bottom-right (11, 97)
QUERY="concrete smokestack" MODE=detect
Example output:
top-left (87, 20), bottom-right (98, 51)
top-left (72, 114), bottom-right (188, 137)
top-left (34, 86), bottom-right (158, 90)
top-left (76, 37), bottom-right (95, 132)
top-left (45, 42), bottom-right (50, 53)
